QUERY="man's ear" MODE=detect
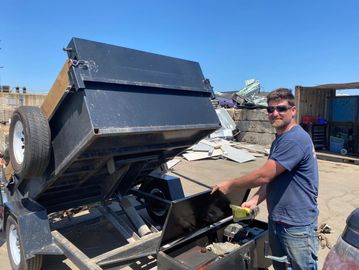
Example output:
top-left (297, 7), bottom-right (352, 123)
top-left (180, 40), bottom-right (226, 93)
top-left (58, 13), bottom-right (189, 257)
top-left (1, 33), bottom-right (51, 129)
top-left (291, 106), bottom-right (297, 118)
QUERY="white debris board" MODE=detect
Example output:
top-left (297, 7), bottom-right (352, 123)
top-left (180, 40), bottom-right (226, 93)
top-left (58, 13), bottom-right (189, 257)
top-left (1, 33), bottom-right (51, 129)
top-left (166, 158), bottom-right (181, 169)
top-left (201, 138), bottom-right (231, 148)
top-left (182, 149), bottom-right (223, 161)
top-left (221, 144), bottom-right (256, 163)
top-left (192, 142), bottom-right (215, 152)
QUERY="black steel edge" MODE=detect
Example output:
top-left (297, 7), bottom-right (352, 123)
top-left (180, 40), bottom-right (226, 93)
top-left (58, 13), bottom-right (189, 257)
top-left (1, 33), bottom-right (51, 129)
top-left (69, 37), bottom-right (201, 67)
top-left (94, 124), bottom-right (220, 136)
top-left (80, 77), bottom-right (211, 93)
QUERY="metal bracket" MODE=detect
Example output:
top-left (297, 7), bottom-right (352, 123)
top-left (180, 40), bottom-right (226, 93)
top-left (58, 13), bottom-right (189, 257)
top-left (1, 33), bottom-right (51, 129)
top-left (264, 241), bottom-right (291, 268)
top-left (71, 59), bottom-right (89, 70)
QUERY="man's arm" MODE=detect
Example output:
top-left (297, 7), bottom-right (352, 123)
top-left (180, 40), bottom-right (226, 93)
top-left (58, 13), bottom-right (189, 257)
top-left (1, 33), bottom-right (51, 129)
top-left (241, 184), bottom-right (267, 209)
top-left (211, 159), bottom-right (286, 194)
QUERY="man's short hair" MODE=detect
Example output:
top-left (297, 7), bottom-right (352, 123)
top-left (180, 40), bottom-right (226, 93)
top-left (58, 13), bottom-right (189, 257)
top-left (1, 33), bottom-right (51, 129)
top-left (267, 88), bottom-right (295, 107)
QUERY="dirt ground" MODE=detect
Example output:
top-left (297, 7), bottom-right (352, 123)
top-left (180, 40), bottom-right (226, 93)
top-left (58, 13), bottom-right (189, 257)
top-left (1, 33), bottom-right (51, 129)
top-left (0, 157), bottom-right (358, 270)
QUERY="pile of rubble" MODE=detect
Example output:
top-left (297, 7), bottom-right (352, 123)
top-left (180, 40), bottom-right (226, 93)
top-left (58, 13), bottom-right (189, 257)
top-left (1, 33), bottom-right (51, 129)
top-left (166, 139), bottom-right (269, 170)
top-left (183, 138), bottom-right (269, 162)
top-left (166, 107), bottom-right (270, 170)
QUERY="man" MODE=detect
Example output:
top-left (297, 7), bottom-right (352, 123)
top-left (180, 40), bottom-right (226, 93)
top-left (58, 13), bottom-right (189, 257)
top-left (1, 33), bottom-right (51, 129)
top-left (212, 88), bottom-right (319, 270)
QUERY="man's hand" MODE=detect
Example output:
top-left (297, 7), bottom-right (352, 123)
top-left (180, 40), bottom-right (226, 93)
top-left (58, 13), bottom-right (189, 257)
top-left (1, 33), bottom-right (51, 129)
top-left (241, 185), bottom-right (266, 209)
top-left (241, 199), bottom-right (258, 209)
top-left (211, 180), bottom-right (232, 195)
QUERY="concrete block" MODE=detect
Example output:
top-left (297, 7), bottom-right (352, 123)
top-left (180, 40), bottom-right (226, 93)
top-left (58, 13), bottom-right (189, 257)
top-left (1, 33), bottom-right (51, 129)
top-left (232, 109), bottom-right (245, 121)
top-left (226, 108), bottom-right (236, 118)
top-left (0, 109), bottom-right (14, 124)
top-left (236, 132), bottom-right (275, 146)
top-left (0, 125), bottom-right (9, 153)
top-left (244, 109), bottom-right (268, 121)
top-left (230, 109), bottom-right (268, 121)
top-left (236, 120), bottom-right (275, 133)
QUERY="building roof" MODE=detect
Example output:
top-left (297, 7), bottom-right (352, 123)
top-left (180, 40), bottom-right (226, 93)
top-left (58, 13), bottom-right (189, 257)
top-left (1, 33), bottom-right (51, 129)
top-left (296, 82), bottom-right (359, 90)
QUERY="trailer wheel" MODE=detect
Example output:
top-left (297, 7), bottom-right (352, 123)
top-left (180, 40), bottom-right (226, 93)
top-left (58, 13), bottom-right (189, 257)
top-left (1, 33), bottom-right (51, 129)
top-left (6, 215), bottom-right (43, 270)
top-left (140, 181), bottom-right (171, 225)
top-left (9, 106), bottom-right (51, 179)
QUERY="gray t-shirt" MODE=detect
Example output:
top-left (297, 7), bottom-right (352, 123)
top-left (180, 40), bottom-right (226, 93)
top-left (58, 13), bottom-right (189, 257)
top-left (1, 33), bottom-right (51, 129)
top-left (267, 125), bottom-right (319, 225)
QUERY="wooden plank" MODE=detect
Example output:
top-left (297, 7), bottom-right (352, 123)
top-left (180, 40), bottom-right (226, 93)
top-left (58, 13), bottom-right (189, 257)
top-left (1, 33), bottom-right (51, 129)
top-left (41, 60), bottom-right (71, 119)
top-left (300, 82), bottom-right (359, 90)
top-left (316, 151), bottom-right (359, 165)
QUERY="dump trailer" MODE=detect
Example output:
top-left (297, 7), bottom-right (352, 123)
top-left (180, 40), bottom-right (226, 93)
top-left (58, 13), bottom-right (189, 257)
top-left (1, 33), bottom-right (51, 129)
top-left (0, 38), bottom-right (272, 270)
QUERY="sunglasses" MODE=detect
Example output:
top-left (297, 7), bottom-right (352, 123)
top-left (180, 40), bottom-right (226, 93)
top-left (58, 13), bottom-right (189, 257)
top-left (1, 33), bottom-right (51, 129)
top-left (266, 105), bottom-right (292, 113)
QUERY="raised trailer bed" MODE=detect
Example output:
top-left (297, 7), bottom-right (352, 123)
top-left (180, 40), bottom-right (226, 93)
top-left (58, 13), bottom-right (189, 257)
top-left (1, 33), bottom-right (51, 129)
top-left (0, 38), bottom-right (271, 270)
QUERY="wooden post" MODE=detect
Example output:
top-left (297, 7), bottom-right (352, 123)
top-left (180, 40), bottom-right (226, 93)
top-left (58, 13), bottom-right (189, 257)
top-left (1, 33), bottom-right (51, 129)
top-left (41, 60), bottom-right (71, 119)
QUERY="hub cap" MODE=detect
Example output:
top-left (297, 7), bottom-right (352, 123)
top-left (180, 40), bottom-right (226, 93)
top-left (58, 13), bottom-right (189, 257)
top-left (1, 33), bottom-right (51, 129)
top-left (13, 120), bottom-right (25, 164)
top-left (9, 224), bottom-right (21, 266)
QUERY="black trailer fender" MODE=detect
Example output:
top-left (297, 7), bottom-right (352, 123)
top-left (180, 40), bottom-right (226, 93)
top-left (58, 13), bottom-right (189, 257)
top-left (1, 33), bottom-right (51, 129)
top-left (139, 174), bottom-right (185, 224)
top-left (3, 198), bottom-right (61, 259)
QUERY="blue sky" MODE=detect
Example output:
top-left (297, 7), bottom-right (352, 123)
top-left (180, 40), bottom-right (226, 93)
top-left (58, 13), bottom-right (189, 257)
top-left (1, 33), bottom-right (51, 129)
top-left (1, 0), bottom-right (358, 95)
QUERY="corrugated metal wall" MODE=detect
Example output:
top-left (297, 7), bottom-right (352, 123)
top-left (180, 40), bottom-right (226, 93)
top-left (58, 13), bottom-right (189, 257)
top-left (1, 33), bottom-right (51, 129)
top-left (295, 85), bottom-right (359, 154)
top-left (328, 96), bottom-right (359, 122)
top-left (295, 86), bottom-right (336, 123)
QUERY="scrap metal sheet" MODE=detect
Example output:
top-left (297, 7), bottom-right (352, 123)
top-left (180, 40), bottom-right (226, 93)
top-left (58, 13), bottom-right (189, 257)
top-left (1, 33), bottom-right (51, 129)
top-left (221, 144), bottom-right (256, 163)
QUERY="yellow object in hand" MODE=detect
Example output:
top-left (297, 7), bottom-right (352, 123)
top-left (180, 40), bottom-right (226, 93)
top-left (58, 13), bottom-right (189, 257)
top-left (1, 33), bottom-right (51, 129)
top-left (230, 204), bottom-right (259, 221)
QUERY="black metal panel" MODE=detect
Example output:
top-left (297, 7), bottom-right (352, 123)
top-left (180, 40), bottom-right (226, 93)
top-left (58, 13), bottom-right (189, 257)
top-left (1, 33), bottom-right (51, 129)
top-left (160, 188), bottom-right (253, 247)
top-left (159, 242), bottom-right (257, 270)
top-left (84, 86), bottom-right (218, 130)
top-left (66, 37), bottom-right (212, 92)
top-left (160, 191), bottom-right (232, 247)
top-left (50, 90), bottom-right (93, 175)
top-left (31, 87), bottom-right (218, 210)
top-left (8, 198), bottom-right (57, 259)
top-left (18, 38), bottom-right (220, 213)
top-left (158, 219), bottom-right (271, 270)
top-left (148, 175), bottom-right (185, 201)
top-left (206, 241), bottom-right (257, 270)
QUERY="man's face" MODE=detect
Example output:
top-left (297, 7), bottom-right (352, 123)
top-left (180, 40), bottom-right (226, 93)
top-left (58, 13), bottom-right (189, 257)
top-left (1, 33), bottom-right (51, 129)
top-left (267, 99), bottom-right (296, 130)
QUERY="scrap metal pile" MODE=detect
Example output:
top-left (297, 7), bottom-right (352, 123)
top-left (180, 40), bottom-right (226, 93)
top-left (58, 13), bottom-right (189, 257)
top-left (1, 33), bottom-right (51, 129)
top-left (215, 79), bottom-right (268, 109)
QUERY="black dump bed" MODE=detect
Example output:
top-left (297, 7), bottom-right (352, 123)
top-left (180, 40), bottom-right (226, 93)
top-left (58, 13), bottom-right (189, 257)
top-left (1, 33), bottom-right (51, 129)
top-left (18, 38), bottom-right (220, 212)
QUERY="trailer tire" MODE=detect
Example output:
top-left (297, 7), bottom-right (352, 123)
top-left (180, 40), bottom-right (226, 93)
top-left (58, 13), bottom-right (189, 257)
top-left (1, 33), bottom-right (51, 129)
top-left (6, 215), bottom-right (43, 270)
top-left (140, 180), bottom-right (171, 225)
top-left (9, 106), bottom-right (51, 179)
